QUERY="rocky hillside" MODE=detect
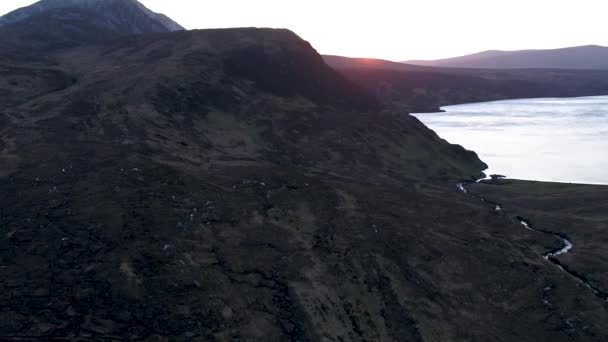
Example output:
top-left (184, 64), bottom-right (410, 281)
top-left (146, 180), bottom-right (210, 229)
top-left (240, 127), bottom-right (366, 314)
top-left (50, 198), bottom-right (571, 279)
top-left (1, 1), bottom-right (608, 340)
top-left (2, 26), bottom-right (485, 184)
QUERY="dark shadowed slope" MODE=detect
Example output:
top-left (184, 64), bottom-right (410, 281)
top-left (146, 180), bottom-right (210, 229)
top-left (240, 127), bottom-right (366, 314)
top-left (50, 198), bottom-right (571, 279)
top-left (469, 180), bottom-right (608, 302)
top-left (2, 2), bottom-right (608, 340)
top-left (4, 27), bottom-right (483, 183)
top-left (407, 45), bottom-right (608, 69)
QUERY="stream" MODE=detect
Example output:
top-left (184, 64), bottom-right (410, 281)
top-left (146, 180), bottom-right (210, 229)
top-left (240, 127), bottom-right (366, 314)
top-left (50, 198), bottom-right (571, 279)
top-left (457, 181), bottom-right (608, 302)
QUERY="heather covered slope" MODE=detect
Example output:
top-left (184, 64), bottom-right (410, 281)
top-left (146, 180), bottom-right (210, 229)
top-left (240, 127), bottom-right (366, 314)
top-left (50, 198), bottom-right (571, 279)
top-left (1, 3), bottom-right (608, 340)
top-left (6, 28), bottom-right (484, 183)
top-left (0, 27), bottom-right (495, 340)
top-left (470, 180), bottom-right (608, 298)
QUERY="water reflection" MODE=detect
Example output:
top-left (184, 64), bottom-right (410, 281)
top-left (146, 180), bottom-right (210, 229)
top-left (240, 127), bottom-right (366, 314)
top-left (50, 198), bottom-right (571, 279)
top-left (414, 96), bottom-right (608, 185)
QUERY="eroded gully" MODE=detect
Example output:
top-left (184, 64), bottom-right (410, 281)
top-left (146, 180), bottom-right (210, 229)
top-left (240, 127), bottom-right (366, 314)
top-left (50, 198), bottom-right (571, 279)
top-left (457, 180), bottom-right (608, 302)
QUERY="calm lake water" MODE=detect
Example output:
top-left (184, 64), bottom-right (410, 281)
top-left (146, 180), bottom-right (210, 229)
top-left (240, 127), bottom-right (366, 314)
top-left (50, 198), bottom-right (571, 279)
top-left (413, 96), bottom-right (608, 185)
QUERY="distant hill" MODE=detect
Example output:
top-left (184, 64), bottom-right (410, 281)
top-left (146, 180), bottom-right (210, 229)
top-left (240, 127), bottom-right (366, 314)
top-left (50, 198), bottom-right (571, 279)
top-left (0, 0), bottom-right (183, 54)
top-left (326, 54), bottom-right (608, 112)
top-left (406, 45), bottom-right (608, 69)
top-left (323, 55), bottom-right (428, 72)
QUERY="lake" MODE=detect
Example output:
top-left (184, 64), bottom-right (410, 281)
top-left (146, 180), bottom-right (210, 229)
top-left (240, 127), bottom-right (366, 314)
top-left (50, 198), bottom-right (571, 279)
top-left (413, 96), bottom-right (608, 185)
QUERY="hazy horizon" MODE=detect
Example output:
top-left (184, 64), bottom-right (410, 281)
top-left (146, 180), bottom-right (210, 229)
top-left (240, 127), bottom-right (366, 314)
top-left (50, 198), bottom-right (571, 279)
top-left (2, 0), bottom-right (608, 61)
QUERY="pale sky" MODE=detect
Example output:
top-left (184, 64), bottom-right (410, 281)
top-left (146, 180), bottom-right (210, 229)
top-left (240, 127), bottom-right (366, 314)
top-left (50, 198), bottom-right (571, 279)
top-left (2, 0), bottom-right (607, 61)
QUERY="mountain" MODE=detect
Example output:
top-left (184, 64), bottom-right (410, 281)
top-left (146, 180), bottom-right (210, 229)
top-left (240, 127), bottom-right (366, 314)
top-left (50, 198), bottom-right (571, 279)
top-left (407, 45), bottom-right (608, 69)
top-left (0, 0), bottom-right (184, 32)
top-left (327, 55), bottom-right (608, 112)
top-left (323, 55), bottom-right (429, 72)
top-left (2, 1), bottom-right (608, 340)
top-left (0, 0), bottom-right (183, 54)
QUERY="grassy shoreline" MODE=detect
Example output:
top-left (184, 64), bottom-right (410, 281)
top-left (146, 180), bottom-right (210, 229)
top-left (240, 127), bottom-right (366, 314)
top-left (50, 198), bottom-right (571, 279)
top-left (469, 179), bottom-right (608, 295)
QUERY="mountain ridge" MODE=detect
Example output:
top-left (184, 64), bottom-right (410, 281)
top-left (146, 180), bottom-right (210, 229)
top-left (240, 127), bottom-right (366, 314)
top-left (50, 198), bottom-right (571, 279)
top-left (406, 45), bottom-right (608, 69)
top-left (0, 0), bottom-right (185, 56)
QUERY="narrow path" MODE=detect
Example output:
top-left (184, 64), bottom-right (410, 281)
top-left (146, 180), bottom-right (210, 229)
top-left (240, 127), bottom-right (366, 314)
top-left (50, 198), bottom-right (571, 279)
top-left (458, 181), bottom-right (608, 302)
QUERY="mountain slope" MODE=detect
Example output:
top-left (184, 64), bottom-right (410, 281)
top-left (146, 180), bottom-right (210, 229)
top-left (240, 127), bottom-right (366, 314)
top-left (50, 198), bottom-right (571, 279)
top-left (0, 0), bottom-right (184, 31)
top-left (2, 3), bottom-right (608, 341)
top-left (6, 27), bottom-right (482, 183)
top-left (0, 0), bottom-right (183, 54)
top-left (0, 27), bottom-right (499, 340)
top-left (407, 45), bottom-right (608, 69)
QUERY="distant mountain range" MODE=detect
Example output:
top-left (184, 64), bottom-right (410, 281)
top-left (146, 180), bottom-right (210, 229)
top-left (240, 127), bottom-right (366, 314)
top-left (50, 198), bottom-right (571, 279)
top-left (406, 45), bottom-right (608, 69)
top-left (323, 54), bottom-right (608, 112)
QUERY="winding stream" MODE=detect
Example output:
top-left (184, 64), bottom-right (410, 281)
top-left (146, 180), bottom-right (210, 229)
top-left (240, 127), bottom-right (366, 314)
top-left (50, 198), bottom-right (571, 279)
top-left (457, 181), bottom-right (608, 302)
top-left (518, 219), bottom-right (573, 259)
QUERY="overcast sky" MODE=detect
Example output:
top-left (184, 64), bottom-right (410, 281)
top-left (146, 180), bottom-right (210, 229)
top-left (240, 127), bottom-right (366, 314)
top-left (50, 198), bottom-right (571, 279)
top-left (2, 0), bottom-right (607, 61)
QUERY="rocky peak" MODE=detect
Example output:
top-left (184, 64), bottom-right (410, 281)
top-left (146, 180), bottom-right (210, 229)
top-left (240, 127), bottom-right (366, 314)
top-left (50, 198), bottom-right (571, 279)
top-left (0, 0), bottom-right (184, 33)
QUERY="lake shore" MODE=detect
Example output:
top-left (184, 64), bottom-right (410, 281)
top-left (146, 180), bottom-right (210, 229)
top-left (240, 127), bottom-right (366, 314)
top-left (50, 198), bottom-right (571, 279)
top-left (414, 96), bottom-right (608, 185)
